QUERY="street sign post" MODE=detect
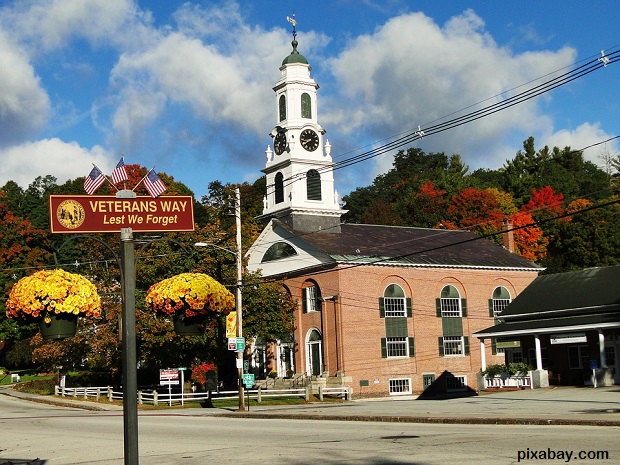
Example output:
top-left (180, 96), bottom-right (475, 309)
top-left (49, 189), bottom-right (195, 465)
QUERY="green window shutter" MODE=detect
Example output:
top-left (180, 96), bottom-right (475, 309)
top-left (385, 317), bottom-right (407, 337)
top-left (438, 337), bottom-right (444, 356)
top-left (381, 338), bottom-right (387, 358)
top-left (491, 338), bottom-right (497, 355)
top-left (435, 298), bottom-right (442, 317)
top-left (464, 336), bottom-right (470, 355)
top-left (302, 288), bottom-right (308, 313)
top-left (461, 298), bottom-right (467, 317)
top-left (379, 298), bottom-right (385, 318)
top-left (442, 317), bottom-right (463, 336)
top-left (408, 337), bottom-right (415, 357)
top-left (488, 299), bottom-right (494, 318)
top-left (306, 169), bottom-right (322, 201)
top-left (406, 298), bottom-right (412, 317)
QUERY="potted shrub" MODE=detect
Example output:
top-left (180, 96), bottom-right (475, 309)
top-left (145, 272), bottom-right (235, 335)
top-left (6, 269), bottom-right (102, 340)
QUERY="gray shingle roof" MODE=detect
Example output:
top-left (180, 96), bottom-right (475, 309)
top-left (500, 265), bottom-right (620, 319)
top-left (283, 222), bottom-right (540, 270)
top-left (475, 266), bottom-right (620, 337)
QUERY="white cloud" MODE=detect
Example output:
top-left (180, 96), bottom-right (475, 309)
top-left (323, 10), bottom-right (577, 181)
top-left (0, 139), bottom-right (111, 189)
top-left (544, 123), bottom-right (619, 165)
top-left (0, 0), bottom-right (154, 53)
top-left (0, 31), bottom-right (50, 146)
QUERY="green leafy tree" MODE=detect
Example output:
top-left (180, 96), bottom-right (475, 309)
top-left (543, 199), bottom-right (620, 273)
top-left (241, 272), bottom-right (297, 342)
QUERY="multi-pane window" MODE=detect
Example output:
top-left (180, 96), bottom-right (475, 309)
top-left (380, 284), bottom-right (414, 359)
top-left (386, 337), bottom-right (408, 357)
top-left (440, 285), bottom-right (461, 317)
top-left (443, 336), bottom-right (465, 356)
top-left (491, 286), bottom-right (511, 318)
top-left (384, 284), bottom-right (406, 317)
top-left (389, 378), bottom-right (411, 395)
top-left (568, 346), bottom-right (589, 369)
top-left (446, 375), bottom-right (467, 392)
top-left (605, 346), bottom-right (616, 367)
top-left (303, 284), bottom-right (320, 313)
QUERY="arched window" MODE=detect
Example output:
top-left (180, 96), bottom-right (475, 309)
top-left (439, 285), bottom-right (462, 317)
top-left (383, 284), bottom-right (406, 317)
top-left (279, 95), bottom-right (286, 121)
top-left (306, 169), bottom-right (321, 201)
top-left (302, 282), bottom-right (321, 313)
top-left (490, 286), bottom-right (511, 318)
top-left (301, 93), bottom-right (311, 118)
top-left (275, 172), bottom-right (284, 204)
top-left (261, 242), bottom-right (297, 263)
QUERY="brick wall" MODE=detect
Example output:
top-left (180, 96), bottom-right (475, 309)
top-left (288, 265), bottom-right (538, 396)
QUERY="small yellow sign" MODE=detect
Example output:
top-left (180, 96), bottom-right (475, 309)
top-left (226, 311), bottom-right (237, 338)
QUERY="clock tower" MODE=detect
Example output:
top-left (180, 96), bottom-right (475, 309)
top-left (259, 20), bottom-right (346, 233)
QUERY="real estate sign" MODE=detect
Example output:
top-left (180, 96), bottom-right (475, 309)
top-left (159, 369), bottom-right (180, 386)
top-left (49, 195), bottom-right (195, 233)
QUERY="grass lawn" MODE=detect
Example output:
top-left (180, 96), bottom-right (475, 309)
top-left (0, 370), bottom-right (54, 386)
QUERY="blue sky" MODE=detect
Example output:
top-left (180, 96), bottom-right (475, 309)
top-left (1, 0), bottom-right (618, 201)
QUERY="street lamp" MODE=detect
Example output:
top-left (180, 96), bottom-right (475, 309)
top-left (194, 187), bottom-right (245, 411)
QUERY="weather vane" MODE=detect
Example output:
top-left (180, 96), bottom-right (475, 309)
top-left (286, 13), bottom-right (297, 40)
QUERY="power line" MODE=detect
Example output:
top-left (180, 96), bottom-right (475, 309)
top-left (261, 47), bottom-right (618, 196)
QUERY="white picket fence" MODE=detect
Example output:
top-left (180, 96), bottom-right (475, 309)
top-left (484, 372), bottom-right (533, 389)
top-left (54, 384), bottom-right (352, 406)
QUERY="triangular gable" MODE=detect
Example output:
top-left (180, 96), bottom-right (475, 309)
top-left (246, 219), bottom-right (336, 278)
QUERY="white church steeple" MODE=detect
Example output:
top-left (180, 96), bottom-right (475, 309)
top-left (259, 17), bottom-right (346, 232)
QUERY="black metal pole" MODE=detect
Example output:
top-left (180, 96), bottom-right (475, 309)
top-left (120, 227), bottom-right (139, 465)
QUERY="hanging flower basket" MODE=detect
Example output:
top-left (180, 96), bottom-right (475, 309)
top-left (6, 269), bottom-right (102, 341)
top-left (40, 313), bottom-right (79, 340)
top-left (173, 313), bottom-right (207, 336)
top-left (145, 273), bottom-right (235, 336)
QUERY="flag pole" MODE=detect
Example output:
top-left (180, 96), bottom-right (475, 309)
top-left (93, 163), bottom-right (119, 191)
top-left (133, 166), bottom-right (155, 192)
top-left (121, 153), bottom-right (127, 191)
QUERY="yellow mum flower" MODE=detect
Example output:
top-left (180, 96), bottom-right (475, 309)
top-left (145, 273), bottom-right (234, 317)
top-left (6, 269), bottom-right (102, 321)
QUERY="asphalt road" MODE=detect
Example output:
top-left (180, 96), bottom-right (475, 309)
top-left (1, 391), bottom-right (619, 465)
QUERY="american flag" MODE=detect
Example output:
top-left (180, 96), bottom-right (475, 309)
top-left (144, 170), bottom-right (167, 198)
top-left (84, 166), bottom-right (106, 195)
top-left (111, 157), bottom-right (129, 184)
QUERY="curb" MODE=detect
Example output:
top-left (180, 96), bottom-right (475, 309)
top-left (0, 390), bottom-right (121, 412)
top-left (214, 411), bottom-right (620, 427)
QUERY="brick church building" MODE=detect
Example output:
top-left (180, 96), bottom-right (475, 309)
top-left (246, 28), bottom-right (540, 396)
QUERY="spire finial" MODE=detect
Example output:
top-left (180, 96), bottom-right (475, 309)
top-left (286, 13), bottom-right (297, 41)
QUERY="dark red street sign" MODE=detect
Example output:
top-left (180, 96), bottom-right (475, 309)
top-left (49, 195), bottom-right (195, 233)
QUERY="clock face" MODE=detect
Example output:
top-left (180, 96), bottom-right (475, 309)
top-left (274, 132), bottom-right (287, 155)
top-left (300, 129), bottom-right (319, 152)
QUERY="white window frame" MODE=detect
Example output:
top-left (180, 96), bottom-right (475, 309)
top-left (446, 375), bottom-right (468, 392)
top-left (389, 378), bottom-right (412, 395)
top-left (440, 285), bottom-right (461, 317)
top-left (304, 285), bottom-right (319, 313)
top-left (492, 298), bottom-right (511, 318)
top-left (384, 296), bottom-right (406, 317)
top-left (443, 336), bottom-right (465, 356)
top-left (386, 337), bottom-right (408, 357)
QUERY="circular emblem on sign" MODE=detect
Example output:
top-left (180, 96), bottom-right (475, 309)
top-left (57, 200), bottom-right (86, 229)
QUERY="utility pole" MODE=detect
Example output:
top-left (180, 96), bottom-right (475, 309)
top-left (234, 187), bottom-right (245, 411)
